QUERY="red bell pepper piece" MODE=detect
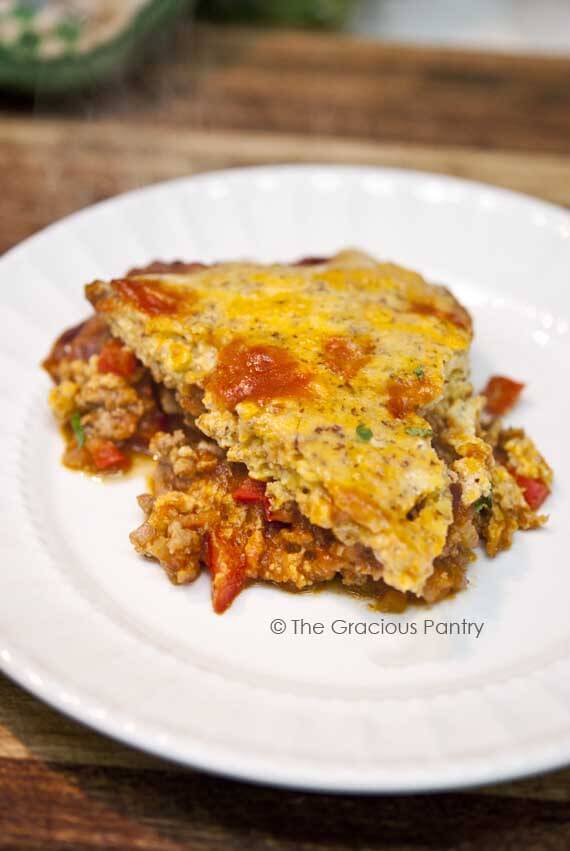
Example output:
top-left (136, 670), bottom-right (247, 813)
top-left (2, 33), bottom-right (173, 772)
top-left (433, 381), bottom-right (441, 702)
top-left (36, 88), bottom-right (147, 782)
top-left (98, 339), bottom-right (137, 378)
top-left (206, 529), bottom-right (247, 614)
top-left (232, 478), bottom-right (284, 523)
top-left (88, 439), bottom-right (129, 471)
top-left (514, 474), bottom-right (550, 511)
top-left (232, 478), bottom-right (267, 504)
top-left (483, 375), bottom-right (525, 416)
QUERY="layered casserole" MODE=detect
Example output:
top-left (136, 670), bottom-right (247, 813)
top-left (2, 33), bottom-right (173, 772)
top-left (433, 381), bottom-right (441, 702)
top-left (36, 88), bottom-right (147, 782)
top-left (43, 251), bottom-right (552, 612)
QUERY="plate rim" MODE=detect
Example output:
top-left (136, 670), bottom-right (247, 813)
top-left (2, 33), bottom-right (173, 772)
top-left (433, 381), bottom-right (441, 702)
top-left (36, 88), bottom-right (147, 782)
top-left (2, 640), bottom-right (570, 795)
top-left (2, 162), bottom-right (569, 268)
top-left (1, 163), bottom-right (569, 794)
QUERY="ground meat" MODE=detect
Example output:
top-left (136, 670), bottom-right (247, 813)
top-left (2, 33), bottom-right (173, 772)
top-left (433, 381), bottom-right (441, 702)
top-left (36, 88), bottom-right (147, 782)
top-left (150, 430), bottom-right (223, 492)
top-left (479, 464), bottom-right (545, 556)
top-left (133, 404), bottom-right (549, 612)
top-left (470, 424), bottom-right (551, 556)
top-left (422, 505), bottom-right (477, 604)
top-left (430, 401), bottom-right (550, 563)
top-left (45, 314), bottom-right (552, 610)
top-left (44, 314), bottom-right (179, 474)
top-left (48, 355), bottom-right (150, 461)
top-left (76, 372), bottom-right (146, 442)
top-left (497, 428), bottom-right (553, 486)
top-left (131, 430), bottom-right (476, 612)
top-left (132, 430), bottom-right (385, 597)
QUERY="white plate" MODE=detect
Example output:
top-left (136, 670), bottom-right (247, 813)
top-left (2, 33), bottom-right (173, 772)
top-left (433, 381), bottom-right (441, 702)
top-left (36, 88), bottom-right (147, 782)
top-left (1, 165), bottom-right (569, 793)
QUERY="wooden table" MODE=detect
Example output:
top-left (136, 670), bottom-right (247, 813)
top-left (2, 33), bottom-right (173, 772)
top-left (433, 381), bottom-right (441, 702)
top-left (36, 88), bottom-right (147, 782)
top-left (1, 23), bottom-right (570, 850)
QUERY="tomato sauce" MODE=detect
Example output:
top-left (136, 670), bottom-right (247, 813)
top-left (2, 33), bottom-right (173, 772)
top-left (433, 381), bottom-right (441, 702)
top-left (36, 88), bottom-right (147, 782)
top-left (112, 278), bottom-right (190, 316)
top-left (323, 336), bottom-right (372, 380)
top-left (409, 301), bottom-right (470, 331)
top-left (97, 339), bottom-right (138, 377)
top-left (208, 339), bottom-right (311, 409)
top-left (42, 315), bottom-right (110, 379)
top-left (387, 375), bottom-right (438, 418)
top-left (483, 375), bottom-right (525, 416)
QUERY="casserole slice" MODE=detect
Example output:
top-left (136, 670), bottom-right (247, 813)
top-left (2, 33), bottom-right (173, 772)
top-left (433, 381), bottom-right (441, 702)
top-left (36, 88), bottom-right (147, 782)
top-left (44, 251), bottom-right (551, 612)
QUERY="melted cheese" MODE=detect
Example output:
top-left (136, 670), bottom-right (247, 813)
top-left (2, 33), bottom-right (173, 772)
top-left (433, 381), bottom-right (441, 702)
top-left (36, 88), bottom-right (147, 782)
top-left (88, 250), bottom-right (473, 594)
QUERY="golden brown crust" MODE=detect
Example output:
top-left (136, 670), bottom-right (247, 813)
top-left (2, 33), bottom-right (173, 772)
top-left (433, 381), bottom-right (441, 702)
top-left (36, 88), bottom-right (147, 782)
top-left (86, 251), bottom-right (476, 594)
top-left (42, 251), bottom-right (553, 614)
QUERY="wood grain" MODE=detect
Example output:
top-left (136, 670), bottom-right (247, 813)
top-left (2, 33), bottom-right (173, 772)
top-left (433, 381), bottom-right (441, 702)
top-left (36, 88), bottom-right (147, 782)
top-left (1, 118), bottom-right (570, 256)
top-left (27, 25), bottom-right (570, 154)
top-left (1, 24), bottom-right (569, 256)
top-left (1, 21), bottom-right (570, 851)
top-left (2, 676), bottom-right (570, 851)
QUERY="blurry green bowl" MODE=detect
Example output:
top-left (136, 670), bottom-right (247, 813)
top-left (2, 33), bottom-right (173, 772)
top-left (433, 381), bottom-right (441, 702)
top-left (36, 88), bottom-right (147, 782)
top-left (0, 0), bottom-right (193, 94)
top-left (197, 0), bottom-right (355, 28)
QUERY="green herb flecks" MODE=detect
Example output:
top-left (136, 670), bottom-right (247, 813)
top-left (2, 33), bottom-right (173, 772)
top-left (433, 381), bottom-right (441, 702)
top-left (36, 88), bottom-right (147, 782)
top-left (70, 412), bottom-right (85, 448)
top-left (414, 366), bottom-right (425, 379)
top-left (473, 494), bottom-right (493, 513)
top-left (356, 424), bottom-right (373, 442)
top-left (405, 426), bottom-right (433, 438)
